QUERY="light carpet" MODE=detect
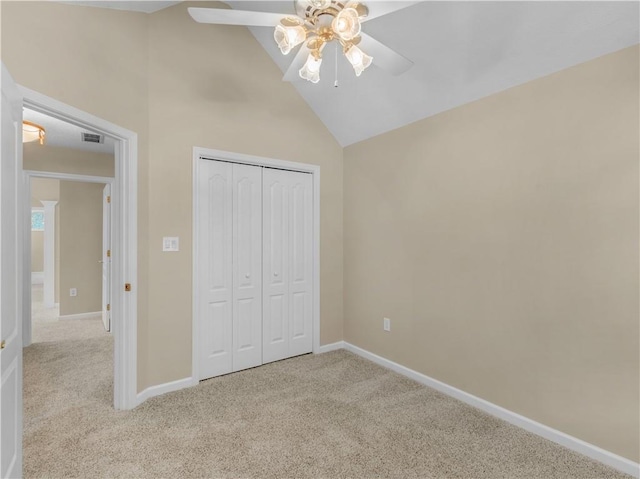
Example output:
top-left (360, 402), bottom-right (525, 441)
top-left (24, 319), bottom-right (632, 478)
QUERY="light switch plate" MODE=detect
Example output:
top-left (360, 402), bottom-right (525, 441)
top-left (163, 237), bottom-right (179, 252)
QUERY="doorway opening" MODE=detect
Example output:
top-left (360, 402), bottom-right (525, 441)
top-left (20, 86), bottom-right (138, 410)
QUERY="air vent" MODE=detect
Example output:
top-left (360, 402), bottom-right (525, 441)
top-left (81, 132), bottom-right (104, 144)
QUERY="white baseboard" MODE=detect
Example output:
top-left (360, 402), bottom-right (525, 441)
top-left (343, 342), bottom-right (639, 478)
top-left (31, 272), bottom-right (44, 285)
top-left (316, 340), bottom-right (345, 354)
top-left (58, 311), bottom-right (101, 320)
top-left (136, 376), bottom-right (198, 405)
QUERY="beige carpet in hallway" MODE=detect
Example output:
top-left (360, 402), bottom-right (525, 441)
top-left (24, 319), bottom-right (632, 479)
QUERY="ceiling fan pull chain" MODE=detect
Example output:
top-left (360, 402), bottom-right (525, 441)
top-left (334, 42), bottom-right (339, 88)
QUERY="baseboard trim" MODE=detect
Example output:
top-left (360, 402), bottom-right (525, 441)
top-left (136, 377), bottom-right (198, 405)
top-left (343, 342), bottom-right (639, 478)
top-left (31, 272), bottom-right (44, 284)
top-left (58, 311), bottom-right (101, 320)
top-left (316, 340), bottom-right (345, 354)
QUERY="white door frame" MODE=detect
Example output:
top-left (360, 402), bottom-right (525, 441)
top-left (19, 86), bottom-right (138, 410)
top-left (192, 147), bottom-right (321, 382)
top-left (23, 171), bottom-right (114, 340)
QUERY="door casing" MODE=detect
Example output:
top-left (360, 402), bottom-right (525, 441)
top-left (19, 85), bottom-right (138, 410)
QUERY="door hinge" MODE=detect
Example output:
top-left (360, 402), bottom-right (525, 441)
top-left (106, 304), bottom-right (110, 311)
top-left (125, 283), bottom-right (131, 292)
top-left (107, 249), bottom-right (111, 258)
top-left (106, 195), bottom-right (111, 203)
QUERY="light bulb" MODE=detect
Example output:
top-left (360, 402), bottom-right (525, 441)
top-left (299, 53), bottom-right (322, 83)
top-left (331, 7), bottom-right (360, 41)
top-left (274, 24), bottom-right (306, 55)
top-left (344, 44), bottom-right (372, 76)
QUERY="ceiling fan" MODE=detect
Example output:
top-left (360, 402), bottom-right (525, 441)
top-left (188, 0), bottom-right (416, 84)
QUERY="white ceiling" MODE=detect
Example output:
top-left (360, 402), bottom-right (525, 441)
top-left (224, 1), bottom-right (639, 146)
top-left (24, 108), bottom-right (116, 154)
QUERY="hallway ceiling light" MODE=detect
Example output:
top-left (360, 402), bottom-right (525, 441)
top-left (23, 121), bottom-right (46, 145)
top-left (188, 0), bottom-right (414, 84)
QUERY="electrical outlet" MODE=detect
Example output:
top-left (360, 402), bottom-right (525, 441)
top-left (70, 288), bottom-right (77, 297)
top-left (383, 317), bottom-right (391, 332)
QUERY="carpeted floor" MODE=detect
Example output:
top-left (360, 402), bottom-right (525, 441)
top-left (24, 318), bottom-right (632, 479)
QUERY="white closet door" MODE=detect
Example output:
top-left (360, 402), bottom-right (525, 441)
top-left (198, 160), bottom-right (233, 379)
top-left (231, 164), bottom-right (263, 372)
top-left (262, 169), bottom-right (290, 363)
top-left (288, 171), bottom-right (313, 357)
top-left (263, 169), bottom-right (313, 363)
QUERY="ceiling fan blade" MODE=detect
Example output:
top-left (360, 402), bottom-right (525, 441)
top-left (282, 44), bottom-right (310, 82)
top-left (188, 7), bottom-right (286, 27)
top-left (359, 33), bottom-right (413, 76)
top-left (360, 1), bottom-right (420, 23)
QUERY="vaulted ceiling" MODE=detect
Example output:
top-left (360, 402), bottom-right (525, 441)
top-left (225, 1), bottom-right (639, 145)
top-left (51, 1), bottom-right (640, 147)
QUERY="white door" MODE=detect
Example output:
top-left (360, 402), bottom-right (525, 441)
top-left (231, 164), bottom-right (262, 372)
top-left (101, 184), bottom-right (111, 332)
top-left (263, 169), bottom-right (313, 364)
top-left (0, 64), bottom-right (23, 479)
top-left (198, 160), bottom-right (233, 379)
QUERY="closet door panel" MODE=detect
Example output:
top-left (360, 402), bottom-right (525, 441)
top-left (198, 160), bottom-right (233, 380)
top-left (263, 170), bottom-right (289, 363)
top-left (288, 172), bottom-right (313, 356)
top-left (232, 163), bottom-right (263, 372)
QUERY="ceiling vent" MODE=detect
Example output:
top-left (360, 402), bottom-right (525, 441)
top-left (81, 132), bottom-right (104, 144)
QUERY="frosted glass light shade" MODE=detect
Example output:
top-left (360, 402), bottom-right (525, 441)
top-left (332, 8), bottom-right (360, 41)
top-left (345, 44), bottom-right (372, 76)
top-left (274, 24), bottom-right (306, 55)
top-left (23, 121), bottom-right (45, 145)
top-left (299, 53), bottom-right (322, 83)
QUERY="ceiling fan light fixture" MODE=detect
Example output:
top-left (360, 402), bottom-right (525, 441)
top-left (299, 52), bottom-right (323, 83)
top-left (332, 7), bottom-right (361, 41)
top-left (274, 24), bottom-right (307, 55)
top-left (23, 121), bottom-right (46, 145)
top-left (345, 44), bottom-right (372, 76)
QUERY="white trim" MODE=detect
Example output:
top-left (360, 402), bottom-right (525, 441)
top-left (192, 147), bottom-right (321, 382)
top-left (31, 272), bottom-right (44, 285)
top-left (22, 174), bottom-right (32, 347)
top-left (343, 342), bottom-right (640, 478)
top-left (19, 86), bottom-right (138, 411)
top-left (136, 377), bottom-right (198, 404)
top-left (25, 170), bottom-right (114, 185)
top-left (58, 311), bottom-right (101, 320)
top-left (316, 341), bottom-right (345, 354)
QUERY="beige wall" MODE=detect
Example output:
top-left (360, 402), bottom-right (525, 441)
top-left (24, 143), bottom-right (115, 177)
top-left (31, 232), bottom-right (44, 272)
top-left (58, 181), bottom-right (104, 315)
top-left (343, 45), bottom-right (639, 461)
top-left (2, 1), bottom-right (343, 391)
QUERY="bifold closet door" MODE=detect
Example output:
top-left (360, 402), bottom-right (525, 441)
top-left (263, 168), bottom-right (313, 364)
top-left (198, 160), bottom-right (262, 380)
